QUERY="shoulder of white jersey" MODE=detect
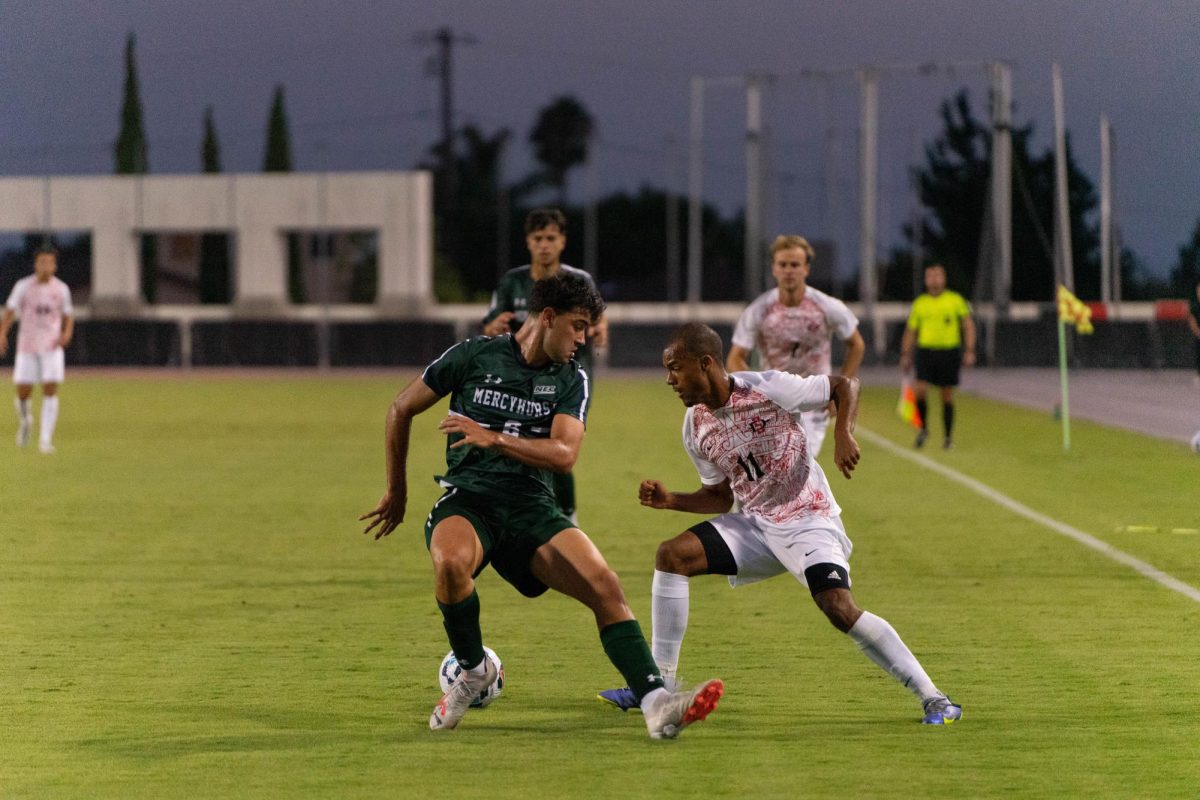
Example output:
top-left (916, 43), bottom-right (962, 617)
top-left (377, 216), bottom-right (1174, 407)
top-left (731, 288), bottom-right (778, 347)
top-left (742, 369), bottom-right (829, 403)
top-left (803, 285), bottom-right (859, 331)
top-left (6, 275), bottom-right (33, 306)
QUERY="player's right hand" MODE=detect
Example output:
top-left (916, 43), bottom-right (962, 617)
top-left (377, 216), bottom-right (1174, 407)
top-left (638, 479), bottom-right (672, 509)
top-left (0, 338), bottom-right (7, 358)
top-left (359, 491), bottom-right (406, 540)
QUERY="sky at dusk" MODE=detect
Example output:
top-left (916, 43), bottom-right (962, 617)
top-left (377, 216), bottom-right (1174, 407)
top-left (1, 0), bottom-right (1197, 281)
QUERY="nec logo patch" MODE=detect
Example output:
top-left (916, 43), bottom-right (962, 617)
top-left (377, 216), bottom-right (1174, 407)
top-left (533, 385), bottom-right (557, 396)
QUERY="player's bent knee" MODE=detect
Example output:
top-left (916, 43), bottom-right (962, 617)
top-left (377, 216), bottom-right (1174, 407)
top-left (655, 533), bottom-right (707, 575)
top-left (429, 548), bottom-right (476, 585)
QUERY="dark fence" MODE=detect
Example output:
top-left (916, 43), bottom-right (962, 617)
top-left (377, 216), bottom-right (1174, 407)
top-left (0, 318), bottom-right (1191, 370)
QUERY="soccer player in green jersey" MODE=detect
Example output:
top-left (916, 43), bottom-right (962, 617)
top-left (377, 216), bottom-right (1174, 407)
top-left (361, 273), bottom-right (723, 738)
top-left (899, 264), bottom-right (976, 449)
top-left (482, 208), bottom-right (608, 523)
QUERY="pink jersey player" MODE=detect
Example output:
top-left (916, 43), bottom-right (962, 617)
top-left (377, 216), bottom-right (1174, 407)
top-left (0, 247), bottom-right (74, 453)
top-left (7, 275), bottom-right (73, 355)
top-left (683, 371), bottom-right (837, 525)
top-left (597, 323), bottom-right (963, 727)
top-left (729, 236), bottom-right (865, 458)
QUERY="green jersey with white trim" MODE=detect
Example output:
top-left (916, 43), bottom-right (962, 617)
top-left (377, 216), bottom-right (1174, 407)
top-left (421, 334), bottom-right (591, 498)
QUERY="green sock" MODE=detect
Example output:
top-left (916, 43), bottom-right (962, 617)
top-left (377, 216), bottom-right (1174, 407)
top-left (600, 619), bottom-right (663, 701)
top-left (438, 591), bottom-right (485, 670)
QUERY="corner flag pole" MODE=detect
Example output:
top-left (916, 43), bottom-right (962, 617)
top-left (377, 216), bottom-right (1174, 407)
top-left (1057, 316), bottom-right (1071, 453)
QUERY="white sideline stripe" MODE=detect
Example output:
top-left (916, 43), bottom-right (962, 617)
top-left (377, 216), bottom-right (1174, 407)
top-left (858, 428), bottom-right (1200, 604)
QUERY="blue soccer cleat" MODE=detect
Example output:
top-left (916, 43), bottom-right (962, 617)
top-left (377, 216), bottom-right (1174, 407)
top-left (921, 695), bottom-right (963, 725)
top-left (597, 686), bottom-right (641, 712)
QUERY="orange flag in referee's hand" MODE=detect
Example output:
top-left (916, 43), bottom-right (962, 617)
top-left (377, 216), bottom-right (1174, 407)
top-left (896, 379), bottom-right (923, 429)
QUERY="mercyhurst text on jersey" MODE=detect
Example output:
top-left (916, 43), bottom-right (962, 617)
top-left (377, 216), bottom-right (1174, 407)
top-left (422, 334), bottom-right (591, 498)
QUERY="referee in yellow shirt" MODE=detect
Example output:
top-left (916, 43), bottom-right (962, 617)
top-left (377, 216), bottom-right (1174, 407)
top-left (899, 264), bottom-right (976, 449)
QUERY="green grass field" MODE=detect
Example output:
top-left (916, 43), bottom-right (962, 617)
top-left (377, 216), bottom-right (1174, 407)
top-left (2, 372), bottom-right (1199, 798)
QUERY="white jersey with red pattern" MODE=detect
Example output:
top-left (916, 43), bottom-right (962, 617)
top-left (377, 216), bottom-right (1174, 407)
top-left (681, 371), bottom-right (841, 524)
top-left (731, 286), bottom-right (858, 376)
top-left (6, 276), bottom-right (73, 355)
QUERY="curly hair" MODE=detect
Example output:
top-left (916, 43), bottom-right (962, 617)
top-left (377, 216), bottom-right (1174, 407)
top-left (529, 273), bottom-right (606, 323)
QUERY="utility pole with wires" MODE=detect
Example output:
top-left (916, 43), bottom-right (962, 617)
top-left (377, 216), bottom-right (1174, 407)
top-left (415, 26), bottom-right (476, 189)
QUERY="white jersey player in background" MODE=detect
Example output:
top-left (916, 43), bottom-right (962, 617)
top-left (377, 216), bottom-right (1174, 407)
top-left (0, 245), bottom-right (74, 454)
top-left (600, 323), bottom-right (962, 725)
top-left (727, 235), bottom-right (865, 457)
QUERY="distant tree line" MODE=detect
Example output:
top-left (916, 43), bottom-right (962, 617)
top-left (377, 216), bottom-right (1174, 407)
top-left (8, 36), bottom-right (1199, 305)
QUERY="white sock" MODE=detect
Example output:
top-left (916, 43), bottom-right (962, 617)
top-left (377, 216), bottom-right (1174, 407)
top-left (847, 611), bottom-right (939, 702)
top-left (15, 396), bottom-right (31, 424)
top-left (651, 570), bottom-right (690, 680)
top-left (39, 395), bottom-right (59, 446)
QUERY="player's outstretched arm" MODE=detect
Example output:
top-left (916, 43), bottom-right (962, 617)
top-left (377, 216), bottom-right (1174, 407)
top-left (829, 375), bottom-right (861, 479)
top-left (639, 478), bottom-right (733, 514)
top-left (840, 330), bottom-right (866, 379)
top-left (360, 378), bottom-right (443, 540)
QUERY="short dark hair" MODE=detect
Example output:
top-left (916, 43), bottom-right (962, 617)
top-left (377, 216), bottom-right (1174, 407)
top-left (525, 207), bottom-right (567, 235)
top-left (529, 272), bottom-right (605, 323)
top-left (36, 242), bottom-right (58, 257)
top-left (668, 322), bottom-right (724, 362)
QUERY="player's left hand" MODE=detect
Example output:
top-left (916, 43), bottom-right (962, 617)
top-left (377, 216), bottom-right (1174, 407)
top-left (963, 350), bottom-right (976, 367)
top-left (833, 432), bottom-right (860, 479)
top-left (360, 490), bottom-right (406, 539)
top-left (439, 414), bottom-right (499, 449)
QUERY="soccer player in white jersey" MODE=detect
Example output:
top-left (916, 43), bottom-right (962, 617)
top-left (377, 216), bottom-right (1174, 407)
top-left (727, 235), bottom-right (864, 457)
top-left (0, 245), bottom-right (74, 454)
top-left (600, 323), bottom-right (962, 725)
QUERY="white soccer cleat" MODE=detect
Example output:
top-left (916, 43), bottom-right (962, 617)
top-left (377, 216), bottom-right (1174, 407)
top-left (38, 441), bottom-right (56, 455)
top-left (429, 656), bottom-right (499, 731)
top-left (644, 678), bottom-right (724, 740)
top-left (16, 419), bottom-right (31, 448)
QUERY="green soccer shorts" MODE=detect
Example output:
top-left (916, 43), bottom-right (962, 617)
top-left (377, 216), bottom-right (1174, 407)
top-left (424, 486), bottom-right (575, 598)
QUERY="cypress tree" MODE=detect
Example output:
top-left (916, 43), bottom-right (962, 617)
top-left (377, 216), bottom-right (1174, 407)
top-left (261, 85), bottom-right (302, 299)
top-left (114, 33), bottom-right (149, 174)
top-left (201, 105), bottom-right (221, 173)
top-left (113, 32), bottom-right (155, 301)
top-left (199, 106), bottom-right (229, 303)
top-left (263, 85), bottom-right (293, 172)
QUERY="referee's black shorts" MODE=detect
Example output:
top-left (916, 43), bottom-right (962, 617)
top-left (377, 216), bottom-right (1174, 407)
top-left (915, 347), bottom-right (962, 387)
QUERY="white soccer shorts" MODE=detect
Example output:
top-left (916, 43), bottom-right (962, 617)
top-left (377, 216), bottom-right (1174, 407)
top-left (707, 511), bottom-right (853, 589)
top-left (13, 348), bottom-right (65, 385)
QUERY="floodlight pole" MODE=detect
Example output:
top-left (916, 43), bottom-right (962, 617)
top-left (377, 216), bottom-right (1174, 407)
top-left (665, 135), bottom-right (682, 302)
top-left (1100, 115), bottom-right (1113, 305)
top-left (858, 69), bottom-right (879, 348)
top-left (687, 77), bottom-right (705, 304)
top-left (1052, 62), bottom-right (1074, 292)
top-left (745, 75), bottom-right (766, 299)
top-left (990, 62), bottom-right (1013, 316)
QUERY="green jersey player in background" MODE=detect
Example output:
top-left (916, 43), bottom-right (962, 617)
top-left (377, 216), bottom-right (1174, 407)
top-left (361, 273), bottom-right (722, 739)
top-left (482, 208), bottom-right (608, 523)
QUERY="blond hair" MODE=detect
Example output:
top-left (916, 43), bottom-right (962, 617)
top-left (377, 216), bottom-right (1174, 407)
top-left (770, 235), bottom-right (814, 264)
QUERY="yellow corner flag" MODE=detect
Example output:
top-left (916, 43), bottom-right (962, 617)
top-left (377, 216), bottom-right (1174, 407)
top-left (896, 379), bottom-right (923, 429)
top-left (1057, 285), bottom-right (1094, 334)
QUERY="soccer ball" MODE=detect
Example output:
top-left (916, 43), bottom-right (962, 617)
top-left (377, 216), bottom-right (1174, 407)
top-left (438, 646), bottom-right (504, 708)
top-left (1190, 429), bottom-right (1200, 454)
